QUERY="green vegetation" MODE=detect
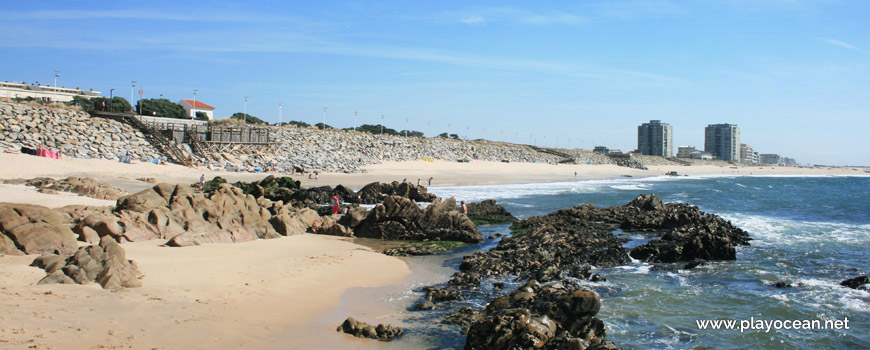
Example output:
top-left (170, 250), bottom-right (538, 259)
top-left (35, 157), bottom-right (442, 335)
top-left (195, 111), bottom-right (208, 120)
top-left (284, 120), bottom-right (311, 128)
top-left (202, 176), bottom-right (228, 192)
top-left (72, 96), bottom-right (132, 113)
top-left (135, 98), bottom-right (186, 118)
top-left (353, 124), bottom-right (399, 135)
top-left (230, 112), bottom-right (267, 125)
top-left (314, 122), bottom-right (335, 130)
top-left (437, 132), bottom-right (460, 139)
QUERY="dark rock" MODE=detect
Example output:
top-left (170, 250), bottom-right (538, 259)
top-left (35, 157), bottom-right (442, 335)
top-left (336, 317), bottom-right (403, 341)
top-left (771, 281), bottom-right (793, 288)
top-left (423, 286), bottom-right (463, 303)
top-left (683, 259), bottom-right (706, 270)
top-left (840, 275), bottom-right (869, 289)
top-left (442, 307), bottom-right (477, 327)
top-left (466, 199), bottom-right (517, 225)
top-left (413, 301), bottom-right (436, 310)
top-left (357, 181), bottom-right (437, 204)
top-left (465, 280), bottom-right (616, 350)
top-left (354, 196), bottom-right (482, 243)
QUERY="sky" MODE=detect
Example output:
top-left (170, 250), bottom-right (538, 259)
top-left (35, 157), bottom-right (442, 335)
top-left (1, 0), bottom-right (868, 166)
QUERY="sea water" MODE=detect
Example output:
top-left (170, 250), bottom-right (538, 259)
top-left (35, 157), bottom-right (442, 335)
top-left (339, 175), bottom-right (870, 349)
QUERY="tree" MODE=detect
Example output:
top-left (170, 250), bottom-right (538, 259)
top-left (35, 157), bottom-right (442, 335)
top-left (286, 120), bottom-right (311, 127)
top-left (400, 130), bottom-right (424, 137)
top-left (72, 96), bottom-right (131, 113)
top-left (314, 122), bottom-right (334, 130)
top-left (355, 124), bottom-right (398, 135)
top-left (136, 98), bottom-right (186, 118)
top-left (230, 112), bottom-right (267, 125)
top-left (196, 111), bottom-right (208, 120)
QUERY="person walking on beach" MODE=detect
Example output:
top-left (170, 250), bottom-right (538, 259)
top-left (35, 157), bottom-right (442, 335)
top-left (330, 192), bottom-right (341, 215)
top-left (417, 178), bottom-right (421, 186)
top-left (200, 174), bottom-right (205, 188)
top-left (461, 201), bottom-right (468, 215)
top-left (428, 177), bottom-right (433, 186)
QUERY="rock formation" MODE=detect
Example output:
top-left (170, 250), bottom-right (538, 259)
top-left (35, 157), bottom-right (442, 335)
top-left (336, 317), bottom-right (403, 341)
top-left (466, 199), bottom-right (517, 225)
top-left (32, 235), bottom-right (143, 289)
top-left (352, 196), bottom-right (482, 243)
top-left (465, 280), bottom-right (618, 350)
top-left (0, 203), bottom-right (78, 255)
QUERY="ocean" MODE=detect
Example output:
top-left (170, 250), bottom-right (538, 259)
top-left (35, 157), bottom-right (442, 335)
top-left (340, 175), bottom-right (870, 349)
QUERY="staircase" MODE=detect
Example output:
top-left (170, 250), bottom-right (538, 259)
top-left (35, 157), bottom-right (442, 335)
top-left (125, 116), bottom-right (193, 166)
top-left (186, 126), bottom-right (220, 164)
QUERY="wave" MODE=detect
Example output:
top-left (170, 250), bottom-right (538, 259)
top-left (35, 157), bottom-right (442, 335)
top-left (429, 176), bottom-right (677, 202)
top-left (722, 213), bottom-right (870, 246)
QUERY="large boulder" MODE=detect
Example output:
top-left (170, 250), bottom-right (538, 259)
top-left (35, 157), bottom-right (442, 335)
top-left (0, 203), bottom-right (78, 255)
top-left (466, 199), bottom-right (517, 225)
top-left (115, 187), bottom-right (168, 213)
top-left (22, 177), bottom-right (129, 200)
top-left (354, 196), bottom-right (482, 243)
top-left (33, 236), bottom-right (143, 289)
top-left (336, 317), bottom-right (403, 341)
top-left (465, 280), bottom-right (617, 350)
top-left (357, 181), bottom-right (437, 204)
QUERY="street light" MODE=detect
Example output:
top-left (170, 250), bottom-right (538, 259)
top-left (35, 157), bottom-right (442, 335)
top-left (380, 115), bottom-right (384, 134)
top-left (278, 101), bottom-right (283, 127)
top-left (192, 89), bottom-right (198, 119)
top-left (354, 111), bottom-right (358, 131)
top-left (322, 107), bottom-right (328, 130)
top-left (130, 81), bottom-right (136, 113)
top-left (244, 96), bottom-right (249, 125)
top-left (405, 118), bottom-right (409, 137)
top-left (53, 70), bottom-right (60, 104)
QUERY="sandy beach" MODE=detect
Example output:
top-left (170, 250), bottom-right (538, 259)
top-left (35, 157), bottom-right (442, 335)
top-left (0, 153), bottom-right (867, 349)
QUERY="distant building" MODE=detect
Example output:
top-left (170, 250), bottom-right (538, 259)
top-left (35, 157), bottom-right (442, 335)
top-left (781, 157), bottom-right (797, 166)
top-left (637, 120), bottom-right (673, 157)
top-left (690, 151), bottom-right (714, 160)
top-left (593, 146), bottom-right (610, 154)
top-left (759, 153), bottom-right (780, 165)
top-left (705, 123), bottom-right (741, 162)
top-left (677, 146), bottom-right (696, 158)
top-left (179, 99), bottom-right (215, 120)
top-left (1, 81), bottom-right (101, 103)
top-left (740, 143), bottom-right (759, 163)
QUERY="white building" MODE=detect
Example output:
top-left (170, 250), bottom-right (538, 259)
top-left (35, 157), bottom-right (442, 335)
top-left (179, 99), bottom-right (215, 120)
top-left (1, 81), bottom-right (101, 103)
top-left (677, 146), bottom-right (696, 158)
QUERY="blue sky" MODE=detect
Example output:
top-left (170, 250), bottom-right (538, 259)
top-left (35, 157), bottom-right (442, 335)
top-left (1, 0), bottom-right (868, 165)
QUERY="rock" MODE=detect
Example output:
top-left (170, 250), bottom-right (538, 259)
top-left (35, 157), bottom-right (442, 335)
top-left (336, 317), bottom-right (403, 341)
top-left (423, 286), bottom-right (463, 303)
top-left (840, 275), bottom-right (869, 289)
top-left (33, 236), bottom-right (142, 289)
top-left (771, 281), bottom-right (793, 288)
top-left (0, 203), bottom-right (78, 255)
top-left (466, 199), bottom-right (517, 225)
top-left (354, 196), bottom-right (482, 243)
top-left (413, 301), bottom-right (436, 310)
top-left (465, 280), bottom-right (615, 350)
top-left (115, 187), bottom-right (169, 212)
top-left (357, 181), bottom-right (437, 204)
top-left (22, 177), bottom-right (129, 200)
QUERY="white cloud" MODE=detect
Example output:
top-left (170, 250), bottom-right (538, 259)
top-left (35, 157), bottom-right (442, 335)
top-left (820, 38), bottom-right (864, 52)
top-left (460, 15), bottom-right (486, 26)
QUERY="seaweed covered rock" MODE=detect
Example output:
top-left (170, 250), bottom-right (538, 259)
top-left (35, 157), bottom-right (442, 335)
top-left (336, 317), bottom-right (403, 341)
top-left (465, 280), bottom-right (618, 350)
top-left (466, 199), bottom-right (517, 225)
top-left (32, 236), bottom-right (143, 289)
top-left (354, 196), bottom-right (482, 243)
top-left (840, 275), bottom-right (869, 290)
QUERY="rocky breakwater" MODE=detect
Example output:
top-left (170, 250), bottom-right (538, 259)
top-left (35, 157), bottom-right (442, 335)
top-left (465, 280), bottom-right (618, 350)
top-left (0, 102), bottom-right (161, 162)
top-left (348, 196), bottom-right (482, 243)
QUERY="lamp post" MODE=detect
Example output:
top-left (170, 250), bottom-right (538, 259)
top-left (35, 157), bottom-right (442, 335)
top-left (244, 96), bottom-right (249, 125)
top-left (192, 89), bottom-right (198, 119)
top-left (380, 115), bottom-right (384, 134)
top-left (109, 88), bottom-right (114, 112)
top-left (53, 70), bottom-right (60, 104)
top-left (404, 118), bottom-right (408, 137)
top-left (278, 102), bottom-right (283, 128)
top-left (321, 107), bottom-right (327, 130)
top-left (130, 81), bottom-right (136, 113)
top-left (354, 111), bottom-right (358, 131)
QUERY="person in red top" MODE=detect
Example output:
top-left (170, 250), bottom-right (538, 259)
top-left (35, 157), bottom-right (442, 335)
top-left (331, 192), bottom-right (340, 215)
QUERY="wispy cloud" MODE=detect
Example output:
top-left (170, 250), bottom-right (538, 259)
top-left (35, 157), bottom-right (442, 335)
top-left (438, 1), bottom-right (681, 26)
top-left (0, 9), bottom-right (295, 22)
top-left (820, 37), bottom-right (865, 52)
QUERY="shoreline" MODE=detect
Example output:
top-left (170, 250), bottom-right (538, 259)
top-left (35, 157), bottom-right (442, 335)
top-left (0, 153), bottom-right (867, 349)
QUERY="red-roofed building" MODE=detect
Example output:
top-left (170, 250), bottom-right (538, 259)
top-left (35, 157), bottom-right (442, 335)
top-left (179, 99), bottom-right (216, 120)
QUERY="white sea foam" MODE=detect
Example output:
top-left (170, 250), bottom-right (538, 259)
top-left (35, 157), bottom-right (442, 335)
top-left (722, 213), bottom-right (870, 246)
